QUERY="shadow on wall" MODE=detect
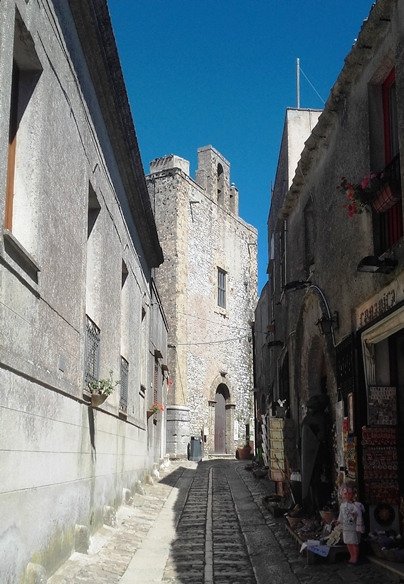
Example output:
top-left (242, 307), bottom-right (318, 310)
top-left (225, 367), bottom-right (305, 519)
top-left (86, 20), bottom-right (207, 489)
top-left (87, 407), bottom-right (96, 460)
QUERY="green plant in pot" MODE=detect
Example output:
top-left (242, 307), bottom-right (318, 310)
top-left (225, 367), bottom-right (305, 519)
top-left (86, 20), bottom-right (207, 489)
top-left (87, 370), bottom-right (120, 407)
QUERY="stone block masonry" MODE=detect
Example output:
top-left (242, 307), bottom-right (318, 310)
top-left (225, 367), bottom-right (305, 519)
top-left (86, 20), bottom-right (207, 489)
top-left (148, 146), bottom-right (258, 457)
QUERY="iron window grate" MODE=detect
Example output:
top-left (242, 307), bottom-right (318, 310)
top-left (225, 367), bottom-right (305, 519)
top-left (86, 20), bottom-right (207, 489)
top-left (120, 356), bottom-right (129, 412)
top-left (85, 315), bottom-right (100, 385)
top-left (336, 334), bottom-right (356, 399)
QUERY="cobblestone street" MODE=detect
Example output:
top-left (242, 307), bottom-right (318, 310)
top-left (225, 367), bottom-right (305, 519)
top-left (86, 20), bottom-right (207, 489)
top-left (49, 459), bottom-right (402, 584)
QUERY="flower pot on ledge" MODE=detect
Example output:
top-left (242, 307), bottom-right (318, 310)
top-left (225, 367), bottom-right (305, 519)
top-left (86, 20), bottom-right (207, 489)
top-left (371, 183), bottom-right (400, 213)
top-left (147, 403), bottom-right (164, 419)
top-left (91, 393), bottom-right (108, 407)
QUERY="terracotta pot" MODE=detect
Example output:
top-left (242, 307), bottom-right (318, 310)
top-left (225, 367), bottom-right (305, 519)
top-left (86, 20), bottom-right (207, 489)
top-left (91, 393), bottom-right (108, 407)
top-left (236, 446), bottom-right (252, 460)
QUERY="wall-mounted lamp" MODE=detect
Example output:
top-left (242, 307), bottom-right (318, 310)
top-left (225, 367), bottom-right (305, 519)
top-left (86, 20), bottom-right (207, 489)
top-left (283, 280), bottom-right (337, 346)
top-left (316, 311), bottom-right (339, 336)
top-left (357, 255), bottom-right (397, 274)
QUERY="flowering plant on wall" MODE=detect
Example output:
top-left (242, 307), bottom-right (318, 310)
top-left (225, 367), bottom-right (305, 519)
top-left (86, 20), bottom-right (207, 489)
top-left (338, 172), bottom-right (385, 217)
top-left (87, 370), bottom-right (120, 396)
top-left (148, 402), bottom-right (165, 414)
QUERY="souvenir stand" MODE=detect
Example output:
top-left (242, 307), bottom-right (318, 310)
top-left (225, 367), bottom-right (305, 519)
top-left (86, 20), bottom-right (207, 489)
top-left (268, 416), bottom-right (287, 495)
top-left (261, 414), bottom-right (269, 466)
top-left (361, 386), bottom-right (400, 534)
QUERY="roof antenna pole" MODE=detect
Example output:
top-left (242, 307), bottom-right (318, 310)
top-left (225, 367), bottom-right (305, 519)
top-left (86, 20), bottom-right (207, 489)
top-left (296, 57), bottom-right (300, 108)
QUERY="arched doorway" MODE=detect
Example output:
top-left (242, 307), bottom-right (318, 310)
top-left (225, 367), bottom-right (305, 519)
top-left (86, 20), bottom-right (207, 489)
top-left (214, 383), bottom-right (229, 453)
top-left (302, 341), bottom-right (335, 510)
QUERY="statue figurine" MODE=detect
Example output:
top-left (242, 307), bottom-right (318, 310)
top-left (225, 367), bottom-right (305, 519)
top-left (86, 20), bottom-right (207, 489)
top-left (337, 482), bottom-right (365, 564)
top-left (301, 394), bottom-right (331, 512)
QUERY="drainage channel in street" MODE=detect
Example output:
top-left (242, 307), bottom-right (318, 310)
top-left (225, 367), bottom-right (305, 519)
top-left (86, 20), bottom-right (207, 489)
top-left (211, 465), bottom-right (257, 584)
top-left (163, 461), bottom-right (257, 584)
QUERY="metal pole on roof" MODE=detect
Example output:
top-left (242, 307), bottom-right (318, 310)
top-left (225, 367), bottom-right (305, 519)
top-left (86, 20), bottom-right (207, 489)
top-left (296, 58), bottom-right (301, 108)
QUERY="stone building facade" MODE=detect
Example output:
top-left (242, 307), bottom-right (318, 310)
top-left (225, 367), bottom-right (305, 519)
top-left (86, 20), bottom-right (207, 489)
top-left (147, 147), bottom-right (258, 457)
top-left (264, 0), bottom-right (404, 522)
top-left (0, 1), bottom-right (167, 581)
top-left (253, 281), bottom-right (271, 411)
top-left (254, 109), bottom-right (321, 419)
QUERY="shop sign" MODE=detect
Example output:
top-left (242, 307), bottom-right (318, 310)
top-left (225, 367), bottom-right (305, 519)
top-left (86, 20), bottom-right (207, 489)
top-left (356, 275), bottom-right (404, 329)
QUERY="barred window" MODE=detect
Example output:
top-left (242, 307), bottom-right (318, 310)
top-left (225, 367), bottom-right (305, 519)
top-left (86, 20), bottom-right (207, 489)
top-left (85, 315), bottom-right (100, 384)
top-left (217, 268), bottom-right (226, 309)
top-left (153, 358), bottom-right (159, 404)
top-left (120, 356), bottom-right (129, 412)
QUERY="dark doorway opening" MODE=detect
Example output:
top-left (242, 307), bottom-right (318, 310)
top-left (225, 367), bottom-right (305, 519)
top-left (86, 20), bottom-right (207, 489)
top-left (214, 383), bottom-right (230, 453)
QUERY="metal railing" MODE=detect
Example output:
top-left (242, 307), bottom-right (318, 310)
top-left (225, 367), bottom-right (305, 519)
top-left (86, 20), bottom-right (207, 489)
top-left (85, 315), bottom-right (100, 385)
top-left (120, 356), bottom-right (129, 412)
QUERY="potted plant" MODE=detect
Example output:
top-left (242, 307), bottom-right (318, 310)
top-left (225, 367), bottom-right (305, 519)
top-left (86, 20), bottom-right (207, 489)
top-left (338, 171), bottom-right (399, 217)
top-left (147, 402), bottom-right (164, 419)
top-left (236, 442), bottom-right (252, 460)
top-left (87, 370), bottom-right (119, 407)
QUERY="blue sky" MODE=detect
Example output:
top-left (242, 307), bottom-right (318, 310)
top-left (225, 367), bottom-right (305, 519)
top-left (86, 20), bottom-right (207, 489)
top-left (108, 0), bottom-right (375, 293)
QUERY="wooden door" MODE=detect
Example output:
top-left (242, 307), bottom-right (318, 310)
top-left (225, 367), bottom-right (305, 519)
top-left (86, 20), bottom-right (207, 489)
top-left (214, 392), bottom-right (226, 453)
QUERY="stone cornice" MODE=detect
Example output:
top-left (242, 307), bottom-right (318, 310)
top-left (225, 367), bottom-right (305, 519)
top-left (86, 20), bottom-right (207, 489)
top-left (67, 0), bottom-right (164, 267)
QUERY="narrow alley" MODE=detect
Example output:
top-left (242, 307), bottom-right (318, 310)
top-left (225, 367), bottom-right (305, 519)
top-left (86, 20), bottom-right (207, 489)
top-left (49, 459), bottom-right (400, 584)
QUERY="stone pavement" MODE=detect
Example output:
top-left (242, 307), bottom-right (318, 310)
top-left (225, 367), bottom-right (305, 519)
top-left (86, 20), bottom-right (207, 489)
top-left (48, 460), bottom-right (194, 584)
top-left (48, 458), bottom-right (402, 584)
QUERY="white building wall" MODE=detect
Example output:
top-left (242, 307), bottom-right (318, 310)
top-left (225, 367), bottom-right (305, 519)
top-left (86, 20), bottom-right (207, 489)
top-left (0, 2), bottom-right (166, 581)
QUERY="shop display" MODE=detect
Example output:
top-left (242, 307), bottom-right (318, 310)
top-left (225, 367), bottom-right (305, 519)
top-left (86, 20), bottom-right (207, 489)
top-left (345, 436), bottom-right (358, 481)
top-left (368, 531), bottom-right (404, 562)
top-left (362, 425), bottom-right (400, 506)
top-left (261, 414), bottom-right (268, 466)
top-left (369, 503), bottom-right (400, 532)
top-left (342, 416), bottom-right (358, 481)
top-left (362, 426), bottom-right (397, 445)
top-left (363, 446), bottom-right (397, 479)
top-left (367, 386), bottom-right (397, 426)
top-left (269, 417), bottom-right (286, 483)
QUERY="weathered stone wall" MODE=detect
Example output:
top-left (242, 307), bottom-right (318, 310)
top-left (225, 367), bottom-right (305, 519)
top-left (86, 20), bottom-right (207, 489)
top-left (149, 147), bottom-right (257, 456)
top-left (266, 0), bottom-right (404, 481)
top-left (254, 281), bottom-right (270, 402)
top-left (262, 108), bottom-right (321, 425)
